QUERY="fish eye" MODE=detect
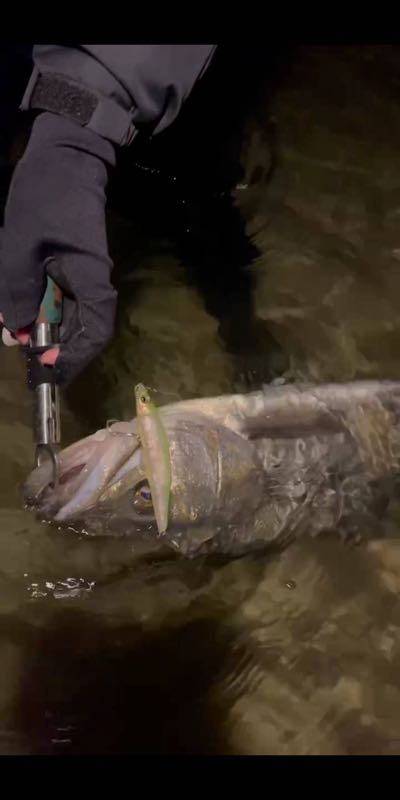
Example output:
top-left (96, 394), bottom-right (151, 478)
top-left (141, 396), bottom-right (146, 403)
top-left (132, 481), bottom-right (153, 515)
top-left (140, 485), bottom-right (151, 502)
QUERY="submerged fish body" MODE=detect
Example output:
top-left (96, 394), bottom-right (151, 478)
top-left (23, 380), bottom-right (400, 558)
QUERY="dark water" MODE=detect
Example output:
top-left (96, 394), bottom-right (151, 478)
top-left (2, 45), bottom-right (400, 754)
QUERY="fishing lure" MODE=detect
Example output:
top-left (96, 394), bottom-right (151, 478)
top-left (134, 383), bottom-right (171, 534)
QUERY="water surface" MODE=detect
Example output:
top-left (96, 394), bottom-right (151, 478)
top-left (1, 46), bottom-right (400, 754)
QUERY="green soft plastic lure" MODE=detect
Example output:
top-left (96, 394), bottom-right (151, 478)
top-left (134, 384), bottom-right (171, 535)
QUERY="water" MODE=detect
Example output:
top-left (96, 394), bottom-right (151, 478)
top-left (2, 45), bottom-right (400, 754)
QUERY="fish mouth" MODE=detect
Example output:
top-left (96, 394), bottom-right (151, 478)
top-left (22, 420), bottom-right (155, 526)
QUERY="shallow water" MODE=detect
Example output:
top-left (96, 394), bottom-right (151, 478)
top-left (2, 45), bottom-right (400, 754)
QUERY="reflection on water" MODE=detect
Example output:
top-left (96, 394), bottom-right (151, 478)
top-left (2, 46), bottom-right (400, 754)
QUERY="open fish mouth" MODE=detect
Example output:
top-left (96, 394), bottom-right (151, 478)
top-left (22, 420), bottom-right (157, 527)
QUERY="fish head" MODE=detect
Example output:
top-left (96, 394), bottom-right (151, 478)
top-left (22, 405), bottom-right (265, 556)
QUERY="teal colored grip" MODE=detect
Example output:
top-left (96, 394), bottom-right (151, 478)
top-left (38, 278), bottom-right (63, 325)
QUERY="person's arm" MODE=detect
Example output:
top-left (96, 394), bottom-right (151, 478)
top-left (0, 44), bottom-right (216, 385)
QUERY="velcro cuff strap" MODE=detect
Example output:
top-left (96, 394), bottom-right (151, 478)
top-left (25, 351), bottom-right (58, 390)
top-left (21, 68), bottom-right (137, 147)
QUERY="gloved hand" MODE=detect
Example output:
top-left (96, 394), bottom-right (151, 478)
top-left (0, 111), bottom-right (117, 385)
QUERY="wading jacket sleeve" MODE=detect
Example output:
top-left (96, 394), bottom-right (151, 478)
top-left (21, 45), bottom-right (217, 145)
top-left (0, 45), bottom-right (216, 385)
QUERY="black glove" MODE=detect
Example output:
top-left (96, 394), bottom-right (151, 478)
top-left (0, 111), bottom-right (117, 385)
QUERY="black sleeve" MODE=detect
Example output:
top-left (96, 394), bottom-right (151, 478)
top-left (20, 44), bottom-right (217, 147)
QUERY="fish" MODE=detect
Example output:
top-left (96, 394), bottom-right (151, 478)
top-left (22, 380), bottom-right (400, 558)
top-left (134, 383), bottom-right (171, 535)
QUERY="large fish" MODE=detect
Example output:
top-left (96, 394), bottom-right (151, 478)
top-left (22, 380), bottom-right (400, 558)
